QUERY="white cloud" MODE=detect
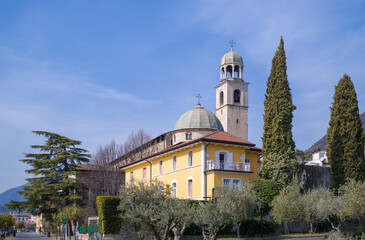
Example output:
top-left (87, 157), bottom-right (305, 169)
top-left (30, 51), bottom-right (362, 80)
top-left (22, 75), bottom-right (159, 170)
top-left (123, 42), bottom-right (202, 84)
top-left (172, 0), bottom-right (365, 150)
top-left (0, 48), bottom-right (157, 106)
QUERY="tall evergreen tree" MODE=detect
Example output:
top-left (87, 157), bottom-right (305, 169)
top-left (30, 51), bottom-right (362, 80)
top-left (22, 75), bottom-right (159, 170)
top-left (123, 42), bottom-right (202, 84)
top-left (6, 131), bottom-right (90, 218)
top-left (326, 74), bottom-right (365, 189)
top-left (260, 37), bottom-right (297, 180)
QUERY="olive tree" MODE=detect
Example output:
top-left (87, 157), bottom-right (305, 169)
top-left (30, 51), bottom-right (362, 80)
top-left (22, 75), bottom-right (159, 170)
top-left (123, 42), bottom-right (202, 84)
top-left (220, 184), bottom-right (258, 237)
top-left (271, 183), bottom-right (304, 224)
top-left (301, 188), bottom-right (332, 233)
top-left (194, 199), bottom-right (232, 240)
top-left (160, 199), bottom-right (195, 240)
top-left (119, 180), bottom-right (194, 240)
top-left (317, 180), bottom-right (365, 232)
top-left (273, 180), bottom-right (365, 233)
top-left (58, 205), bottom-right (84, 236)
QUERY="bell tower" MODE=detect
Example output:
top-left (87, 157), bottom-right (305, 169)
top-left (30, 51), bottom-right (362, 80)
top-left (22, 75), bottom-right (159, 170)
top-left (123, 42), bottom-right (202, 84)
top-left (215, 46), bottom-right (248, 140)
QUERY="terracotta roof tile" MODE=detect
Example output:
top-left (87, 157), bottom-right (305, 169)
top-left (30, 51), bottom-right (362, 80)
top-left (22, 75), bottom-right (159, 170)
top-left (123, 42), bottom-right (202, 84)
top-left (75, 164), bottom-right (100, 171)
top-left (120, 131), bottom-right (260, 168)
top-left (201, 131), bottom-right (255, 146)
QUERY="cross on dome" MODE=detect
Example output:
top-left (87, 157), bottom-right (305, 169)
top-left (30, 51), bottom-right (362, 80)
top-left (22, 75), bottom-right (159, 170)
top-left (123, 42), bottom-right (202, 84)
top-left (229, 40), bottom-right (235, 50)
top-left (196, 94), bottom-right (202, 105)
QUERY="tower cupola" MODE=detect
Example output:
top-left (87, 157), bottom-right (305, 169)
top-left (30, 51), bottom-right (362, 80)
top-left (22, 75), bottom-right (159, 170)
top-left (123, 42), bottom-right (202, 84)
top-left (220, 48), bottom-right (244, 81)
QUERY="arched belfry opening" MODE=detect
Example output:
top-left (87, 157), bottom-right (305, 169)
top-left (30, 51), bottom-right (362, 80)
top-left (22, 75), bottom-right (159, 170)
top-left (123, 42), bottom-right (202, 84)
top-left (220, 47), bottom-right (244, 81)
top-left (226, 65), bottom-right (233, 78)
top-left (234, 65), bottom-right (240, 78)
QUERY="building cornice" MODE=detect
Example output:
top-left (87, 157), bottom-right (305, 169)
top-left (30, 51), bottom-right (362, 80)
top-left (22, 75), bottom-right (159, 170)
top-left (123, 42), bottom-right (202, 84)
top-left (120, 133), bottom-right (259, 169)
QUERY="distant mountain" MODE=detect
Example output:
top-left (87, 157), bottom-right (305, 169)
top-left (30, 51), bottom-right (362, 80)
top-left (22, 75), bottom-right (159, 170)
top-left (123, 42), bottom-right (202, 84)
top-left (306, 112), bottom-right (365, 153)
top-left (0, 183), bottom-right (29, 213)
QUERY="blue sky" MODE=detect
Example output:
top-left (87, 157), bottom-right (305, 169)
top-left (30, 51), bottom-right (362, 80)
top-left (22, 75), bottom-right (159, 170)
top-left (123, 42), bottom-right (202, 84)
top-left (0, 0), bottom-right (364, 193)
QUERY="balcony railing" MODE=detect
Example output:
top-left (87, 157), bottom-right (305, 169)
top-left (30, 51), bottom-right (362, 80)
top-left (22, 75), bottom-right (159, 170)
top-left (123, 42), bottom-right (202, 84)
top-left (206, 160), bottom-right (250, 172)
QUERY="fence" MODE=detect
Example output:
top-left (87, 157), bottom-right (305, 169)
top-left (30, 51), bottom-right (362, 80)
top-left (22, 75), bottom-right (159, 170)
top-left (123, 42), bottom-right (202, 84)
top-left (79, 226), bottom-right (100, 234)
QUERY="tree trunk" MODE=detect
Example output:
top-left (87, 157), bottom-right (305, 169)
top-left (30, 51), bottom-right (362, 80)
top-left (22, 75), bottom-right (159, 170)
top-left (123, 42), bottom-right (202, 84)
top-left (161, 224), bottom-right (170, 240)
top-left (283, 221), bottom-right (289, 234)
top-left (172, 223), bottom-right (186, 240)
top-left (210, 232), bottom-right (217, 240)
top-left (172, 228), bottom-right (180, 240)
top-left (309, 222), bottom-right (313, 233)
top-left (235, 222), bottom-right (241, 238)
top-left (146, 222), bottom-right (161, 240)
top-left (202, 228), bottom-right (209, 240)
top-left (68, 222), bottom-right (73, 240)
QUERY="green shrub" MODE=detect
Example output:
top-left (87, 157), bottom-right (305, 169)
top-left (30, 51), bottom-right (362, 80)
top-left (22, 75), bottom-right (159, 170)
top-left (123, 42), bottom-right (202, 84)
top-left (183, 222), bottom-right (236, 236)
top-left (184, 223), bottom-right (201, 235)
top-left (219, 223), bottom-right (235, 235)
top-left (239, 219), bottom-right (276, 237)
top-left (313, 219), bottom-right (331, 233)
top-left (96, 196), bottom-right (122, 235)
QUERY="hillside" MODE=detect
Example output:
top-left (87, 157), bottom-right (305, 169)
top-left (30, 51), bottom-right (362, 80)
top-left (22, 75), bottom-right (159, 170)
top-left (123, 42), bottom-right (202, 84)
top-left (0, 183), bottom-right (28, 213)
top-left (306, 112), bottom-right (365, 153)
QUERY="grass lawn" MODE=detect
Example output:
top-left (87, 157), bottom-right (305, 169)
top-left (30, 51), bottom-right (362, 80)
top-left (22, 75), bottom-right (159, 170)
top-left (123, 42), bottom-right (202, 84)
top-left (219, 232), bottom-right (328, 239)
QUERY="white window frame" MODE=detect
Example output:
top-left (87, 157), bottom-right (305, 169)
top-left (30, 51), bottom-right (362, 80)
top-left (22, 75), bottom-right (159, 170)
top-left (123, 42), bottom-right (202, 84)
top-left (159, 160), bottom-right (163, 175)
top-left (172, 156), bottom-right (177, 172)
top-left (244, 158), bottom-right (250, 171)
top-left (188, 151), bottom-right (193, 168)
top-left (222, 178), bottom-right (241, 189)
top-left (215, 150), bottom-right (233, 170)
top-left (142, 167), bottom-right (147, 182)
top-left (130, 171), bottom-right (134, 184)
top-left (172, 180), bottom-right (177, 198)
top-left (187, 177), bottom-right (193, 199)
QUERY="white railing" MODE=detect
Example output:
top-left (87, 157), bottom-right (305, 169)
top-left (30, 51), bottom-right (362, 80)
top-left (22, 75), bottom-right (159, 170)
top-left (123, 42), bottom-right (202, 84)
top-left (206, 160), bottom-right (250, 171)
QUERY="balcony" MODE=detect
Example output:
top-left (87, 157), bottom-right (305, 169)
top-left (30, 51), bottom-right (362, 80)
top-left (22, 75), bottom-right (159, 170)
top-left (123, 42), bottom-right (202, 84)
top-left (205, 160), bottom-right (251, 172)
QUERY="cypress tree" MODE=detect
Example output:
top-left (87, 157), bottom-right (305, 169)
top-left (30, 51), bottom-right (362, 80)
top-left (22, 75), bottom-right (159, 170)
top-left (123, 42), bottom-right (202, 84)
top-left (260, 37), bottom-right (297, 180)
top-left (326, 74), bottom-right (365, 189)
top-left (6, 131), bottom-right (90, 217)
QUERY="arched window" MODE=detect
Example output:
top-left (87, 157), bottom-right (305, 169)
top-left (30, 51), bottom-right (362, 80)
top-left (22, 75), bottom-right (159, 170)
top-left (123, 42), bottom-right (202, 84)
top-left (185, 132), bottom-right (192, 140)
top-left (234, 89), bottom-right (240, 103)
top-left (226, 65), bottom-right (233, 78)
top-left (220, 91), bottom-right (224, 105)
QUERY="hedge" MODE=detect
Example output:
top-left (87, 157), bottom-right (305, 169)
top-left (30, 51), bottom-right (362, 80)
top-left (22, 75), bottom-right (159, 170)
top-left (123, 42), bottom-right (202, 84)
top-left (239, 219), bottom-right (276, 237)
top-left (96, 196), bottom-right (122, 235)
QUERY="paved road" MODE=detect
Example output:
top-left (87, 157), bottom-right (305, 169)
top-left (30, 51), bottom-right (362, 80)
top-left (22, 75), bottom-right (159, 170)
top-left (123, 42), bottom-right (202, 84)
top-left (11, 232), bottom-right (325, 240)
top-left (10, 232), bottom-right (56, 240)
top-left (250, 236), bottom-right (325, 240)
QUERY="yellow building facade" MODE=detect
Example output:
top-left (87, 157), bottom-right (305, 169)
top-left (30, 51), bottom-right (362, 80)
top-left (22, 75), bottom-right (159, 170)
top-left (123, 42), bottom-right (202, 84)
top-left (122, 131), bottom-right (261, 199)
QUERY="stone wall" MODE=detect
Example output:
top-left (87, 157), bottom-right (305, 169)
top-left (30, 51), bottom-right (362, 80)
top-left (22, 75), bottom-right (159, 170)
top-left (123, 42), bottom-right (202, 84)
top-left (299, 164), bottom-right (331, 190)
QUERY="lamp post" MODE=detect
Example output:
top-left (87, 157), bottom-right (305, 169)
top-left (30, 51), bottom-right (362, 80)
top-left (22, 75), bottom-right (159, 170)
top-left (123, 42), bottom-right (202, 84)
top-left (260, 201), bottom-right (263, 239)
top-left (212, 188), bottom-right (215, 202)
top-left (64, 218), bottom-right (67, 240)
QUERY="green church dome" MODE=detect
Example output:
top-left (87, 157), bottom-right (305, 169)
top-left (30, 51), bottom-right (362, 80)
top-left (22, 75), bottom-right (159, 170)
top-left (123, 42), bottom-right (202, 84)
top-left (221, 49), bottom-right (243, 66)
top-left (173, 104), bottom-right (224, 131)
